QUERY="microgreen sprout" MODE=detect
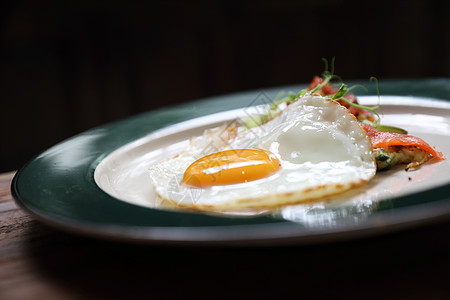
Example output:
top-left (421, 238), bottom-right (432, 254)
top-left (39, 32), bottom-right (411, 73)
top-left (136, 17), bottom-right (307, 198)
top-left (310, 58), bottom-right (382, 124)
top-left (242, 58), bottom-right (384, 130)
top-left (331, 80), bottom-right (382, 124)
top-left (270, 91), bottom-right (299, 110)
top-left (309, 57), bottom-right (341, 94)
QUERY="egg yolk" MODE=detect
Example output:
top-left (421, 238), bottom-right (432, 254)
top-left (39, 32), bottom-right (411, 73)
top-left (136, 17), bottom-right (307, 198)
top-left (182, 149), bottom-right (280, 188)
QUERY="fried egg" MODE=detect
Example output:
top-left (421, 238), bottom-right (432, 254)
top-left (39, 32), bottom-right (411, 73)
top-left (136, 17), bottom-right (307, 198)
top-left (149, 94), bottom-right (376, 211)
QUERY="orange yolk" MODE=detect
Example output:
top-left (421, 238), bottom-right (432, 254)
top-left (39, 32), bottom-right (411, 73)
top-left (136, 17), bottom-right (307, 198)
top-left (182, 149), bottom-right (280, 188)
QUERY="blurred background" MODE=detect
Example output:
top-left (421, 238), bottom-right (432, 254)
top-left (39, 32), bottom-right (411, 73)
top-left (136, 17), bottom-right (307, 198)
top-left (1, 0), bottom-right (449, 172)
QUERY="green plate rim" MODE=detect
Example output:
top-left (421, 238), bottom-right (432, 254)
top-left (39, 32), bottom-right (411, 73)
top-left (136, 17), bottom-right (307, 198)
top-left (11, 78), bottom-right (450, 245)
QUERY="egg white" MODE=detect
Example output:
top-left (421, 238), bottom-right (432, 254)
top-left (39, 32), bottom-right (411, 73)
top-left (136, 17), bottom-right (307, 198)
top-left (148, 94), bottom-right (376, 211)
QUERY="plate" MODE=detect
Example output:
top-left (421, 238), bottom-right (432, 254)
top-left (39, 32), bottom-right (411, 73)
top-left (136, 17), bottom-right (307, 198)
top-left (11, 79), bottom-right (450, 246)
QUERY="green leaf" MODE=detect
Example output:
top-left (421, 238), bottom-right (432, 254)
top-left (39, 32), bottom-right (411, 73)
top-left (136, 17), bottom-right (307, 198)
top-left (375, 124), bottom-right (408, 134)
top-left (332, 84), bottom-right (348, 100)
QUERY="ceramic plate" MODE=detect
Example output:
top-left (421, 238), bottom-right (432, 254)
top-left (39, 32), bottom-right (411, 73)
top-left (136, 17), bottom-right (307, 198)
top-left (11, 79), bottom-right (450, 246)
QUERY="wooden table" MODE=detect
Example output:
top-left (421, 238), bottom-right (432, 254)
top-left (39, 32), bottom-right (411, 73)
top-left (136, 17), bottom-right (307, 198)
top-left (2, 170), bottom-right (450, 299)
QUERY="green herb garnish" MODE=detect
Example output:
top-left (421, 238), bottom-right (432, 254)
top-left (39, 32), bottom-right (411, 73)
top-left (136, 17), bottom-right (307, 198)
top-left (241, 58), bottom-right (390, 130)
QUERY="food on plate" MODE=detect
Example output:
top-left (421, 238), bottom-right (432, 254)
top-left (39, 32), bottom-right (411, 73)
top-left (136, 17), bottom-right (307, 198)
top-left (149, 94), bottom-right (376, 211)
top-left (361, 123), bottom-right (445, 170)
top-left (307, 75), bottom-right (377, 123)
top-left (148, 60), bottom-right (445, 211)
top-left (301, 65), bottom-right (445, 170)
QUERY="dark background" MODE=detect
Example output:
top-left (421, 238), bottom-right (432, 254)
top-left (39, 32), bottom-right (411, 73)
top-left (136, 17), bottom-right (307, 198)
top-left (1, 0), bottom-right (449, 172)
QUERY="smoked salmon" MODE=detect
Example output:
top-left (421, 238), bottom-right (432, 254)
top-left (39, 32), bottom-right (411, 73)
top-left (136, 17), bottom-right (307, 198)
top-left (360, 123), bottom-right (445, 161)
